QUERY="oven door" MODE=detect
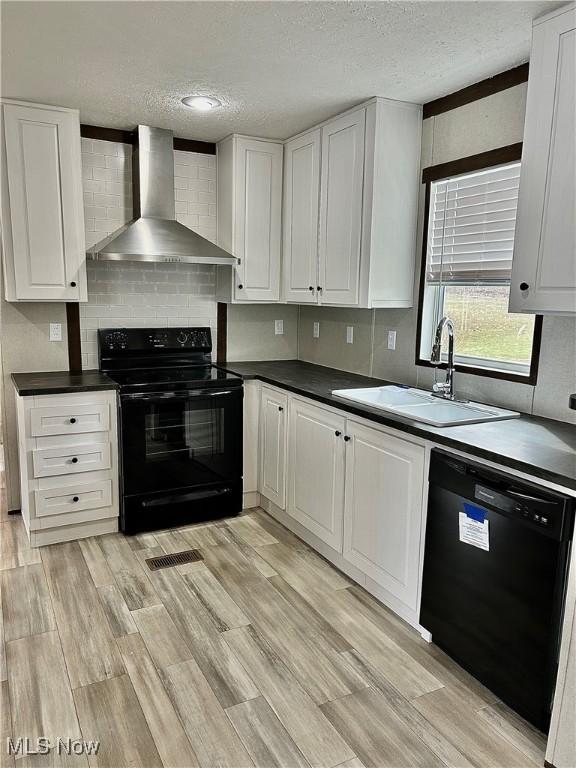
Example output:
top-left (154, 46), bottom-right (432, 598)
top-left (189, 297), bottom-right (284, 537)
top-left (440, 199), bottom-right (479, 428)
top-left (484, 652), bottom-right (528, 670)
top-left (119, 387), bottom-right (242, 531)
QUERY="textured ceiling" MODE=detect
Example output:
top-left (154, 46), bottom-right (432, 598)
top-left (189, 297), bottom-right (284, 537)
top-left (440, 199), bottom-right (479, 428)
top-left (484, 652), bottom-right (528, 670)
top-left (0, 1), bottom-right (563, 142)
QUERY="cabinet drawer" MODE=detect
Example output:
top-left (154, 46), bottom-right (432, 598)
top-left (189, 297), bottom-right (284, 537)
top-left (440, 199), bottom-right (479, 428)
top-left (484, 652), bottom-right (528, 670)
top-left (30, 402), bottom-right (110, 437)
top-left (32, 442), bottom-right (111, 478)
top-left (34, 479), bottom-right (112, 518)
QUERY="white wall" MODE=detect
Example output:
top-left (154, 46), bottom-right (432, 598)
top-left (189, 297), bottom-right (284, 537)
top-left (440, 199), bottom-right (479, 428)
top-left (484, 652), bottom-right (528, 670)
top-left (299, 83), bottom-right (576, 425)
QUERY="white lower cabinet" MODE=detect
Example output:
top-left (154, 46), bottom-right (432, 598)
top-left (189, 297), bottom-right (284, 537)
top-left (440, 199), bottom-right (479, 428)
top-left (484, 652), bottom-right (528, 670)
top-left (243, 380), bottom-right (261, 505)
top-left (342, 420), bottom-right (425, 611)
top-left (15, 389), bottom-right (119, 546)
top-left (259, 386), bottom-right (288, 509)
top-left (287, 398), bottom-right (345, 550)
top-left (248, 385), bottom-right (427, 621)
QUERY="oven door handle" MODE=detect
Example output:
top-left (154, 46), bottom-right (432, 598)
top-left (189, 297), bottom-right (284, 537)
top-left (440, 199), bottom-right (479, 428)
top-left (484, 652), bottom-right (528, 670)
top-left (122, 389), bottom-right (238, 402)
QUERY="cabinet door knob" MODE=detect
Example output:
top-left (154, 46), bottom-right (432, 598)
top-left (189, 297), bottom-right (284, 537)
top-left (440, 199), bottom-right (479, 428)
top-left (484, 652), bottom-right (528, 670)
top-left (519, 282), bottom-right (529, 291)
top-left (71, 457), bottom-right (79, 464)
top-left (343, 435), bottom-right (351, 442)
top-left (72, 496), bottom-right (79, 503)
top-left (308, 286), bottom-right (314, 291)
top-left (70, 281), bottom-right (77, 287)
top-left (317, 286), bottom-right (322, 292)
top-left (278, 406), bottom-right (284, 412)
top-left (335, 430), bottom-right (341, 437)
top-left (238, 284), bottom-right (244, 290)
top-left (69, 418), bottom-right (77, 424)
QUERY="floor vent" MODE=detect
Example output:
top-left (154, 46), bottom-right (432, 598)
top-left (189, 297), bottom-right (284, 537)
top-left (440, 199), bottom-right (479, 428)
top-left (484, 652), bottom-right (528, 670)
top-left (145, 549), bottom-right (203, 571)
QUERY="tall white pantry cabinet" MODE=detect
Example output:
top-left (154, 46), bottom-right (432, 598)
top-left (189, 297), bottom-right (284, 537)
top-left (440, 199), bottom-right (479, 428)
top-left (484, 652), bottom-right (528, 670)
top-left (510, 4), bottom-right (576, 315)
top-left (1, 99), bottom-right (87, 302)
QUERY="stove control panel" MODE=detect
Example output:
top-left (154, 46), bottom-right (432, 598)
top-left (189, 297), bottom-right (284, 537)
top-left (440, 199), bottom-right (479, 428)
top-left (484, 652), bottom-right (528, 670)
top-left (99, 327), bottom-right (212, 353)
top-left (101, 330), bottom-right (129, 351)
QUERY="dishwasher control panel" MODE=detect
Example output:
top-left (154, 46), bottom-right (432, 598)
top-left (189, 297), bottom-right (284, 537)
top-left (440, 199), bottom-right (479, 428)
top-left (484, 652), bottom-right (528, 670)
top-left (475, 484), bottom-right (553, 528)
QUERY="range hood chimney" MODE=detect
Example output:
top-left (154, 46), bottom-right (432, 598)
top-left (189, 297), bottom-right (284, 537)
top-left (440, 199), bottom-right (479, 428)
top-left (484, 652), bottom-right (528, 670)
top-left (87, 126), bottom-right (236, 265)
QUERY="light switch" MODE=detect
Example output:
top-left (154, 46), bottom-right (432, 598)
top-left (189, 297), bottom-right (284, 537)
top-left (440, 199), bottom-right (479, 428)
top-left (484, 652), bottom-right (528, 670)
top-left (313, 322), bottom-right (320, 339)
top-left (275, 319), bottom-right (284, 335)
top-left (388, 330), bottom-right (397, 350)
top-left (346, 326), bottom-right (354, 344)
top-left (49, 323), bottom-right (62, 342)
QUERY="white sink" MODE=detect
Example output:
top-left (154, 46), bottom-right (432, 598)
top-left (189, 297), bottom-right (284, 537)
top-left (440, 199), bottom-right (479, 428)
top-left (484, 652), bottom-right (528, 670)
top-left (331, 385), bottom-right (520, 427)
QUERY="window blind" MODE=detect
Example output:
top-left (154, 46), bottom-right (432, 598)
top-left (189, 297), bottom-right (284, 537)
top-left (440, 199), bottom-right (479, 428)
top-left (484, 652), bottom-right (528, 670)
top-left (427, 162), bottom-right (521, 283)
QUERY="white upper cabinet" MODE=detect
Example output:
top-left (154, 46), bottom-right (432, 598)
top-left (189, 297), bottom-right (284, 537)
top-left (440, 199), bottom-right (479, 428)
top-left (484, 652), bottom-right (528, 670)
top-left (217, 135), bottom-right (283, 303)
top-left (510, 5), bottom-right (576, 315)
top-left (1, 100), bottom-right (87, 302)
top-left (282, 98), bottom-right (421, 308)
top-left (318, 110), bottom-right (366, 306)
top-left (282, 129), bottom-right (321, 303)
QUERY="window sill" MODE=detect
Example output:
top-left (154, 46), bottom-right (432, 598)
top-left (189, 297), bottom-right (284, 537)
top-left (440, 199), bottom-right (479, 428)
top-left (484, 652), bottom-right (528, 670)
top-left (416, 358), bottom-right (538, 386)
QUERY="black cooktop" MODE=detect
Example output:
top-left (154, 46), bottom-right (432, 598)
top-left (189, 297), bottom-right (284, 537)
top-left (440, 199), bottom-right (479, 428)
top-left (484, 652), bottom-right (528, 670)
top-left (108, 365), bottom-right (242, 392)
top-left (98, 327), bottom-right (242, 392)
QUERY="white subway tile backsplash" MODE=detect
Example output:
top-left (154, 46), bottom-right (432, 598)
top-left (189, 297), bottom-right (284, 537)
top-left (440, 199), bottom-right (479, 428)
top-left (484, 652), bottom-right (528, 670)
top-left (80, 139), bottom-right (218, 367)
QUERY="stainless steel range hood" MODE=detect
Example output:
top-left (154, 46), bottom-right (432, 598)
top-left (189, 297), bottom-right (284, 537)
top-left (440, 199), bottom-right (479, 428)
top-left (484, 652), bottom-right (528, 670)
top-left (87, 126), bottom-right (236, 265)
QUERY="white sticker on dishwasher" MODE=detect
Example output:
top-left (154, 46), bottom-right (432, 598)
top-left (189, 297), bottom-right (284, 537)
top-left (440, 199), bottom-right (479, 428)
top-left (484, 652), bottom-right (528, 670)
top-left (459, 512), bottom-right (489, 551)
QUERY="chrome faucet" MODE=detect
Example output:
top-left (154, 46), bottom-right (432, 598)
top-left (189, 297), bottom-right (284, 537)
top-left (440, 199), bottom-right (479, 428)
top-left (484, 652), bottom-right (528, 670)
top-left (430, 317), bottom-right (456, 400)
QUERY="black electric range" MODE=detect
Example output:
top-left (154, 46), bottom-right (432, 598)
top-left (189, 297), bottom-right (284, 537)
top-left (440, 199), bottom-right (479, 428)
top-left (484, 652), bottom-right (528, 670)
top-left (98, 327), bottom-right (243, 534)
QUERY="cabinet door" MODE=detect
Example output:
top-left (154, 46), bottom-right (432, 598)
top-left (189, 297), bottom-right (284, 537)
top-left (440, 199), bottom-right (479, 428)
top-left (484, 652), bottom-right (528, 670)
top-left (282, 129), bottom-right (320, 303)
top-left (243, 381), bottom-right (260, 494)
top-left (259, 387), bottom-right (287, 509)
top-left (510, 8), bottom-right (576, 315)
top-left (2, 102), bottom-right (86, 301)
top-left (343, 422), bottom-right (425, 610)
top-left (234, 138), bottom-right (283, 302)
top-left (318, 110), bottom-right (365, 306)
top-left (287, 399), bottom-right (345, 550)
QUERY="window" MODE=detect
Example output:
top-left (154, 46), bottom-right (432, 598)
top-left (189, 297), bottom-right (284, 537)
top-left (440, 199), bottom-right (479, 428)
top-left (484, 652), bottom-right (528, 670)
top-left (417, 156), bottom-right (541, 383)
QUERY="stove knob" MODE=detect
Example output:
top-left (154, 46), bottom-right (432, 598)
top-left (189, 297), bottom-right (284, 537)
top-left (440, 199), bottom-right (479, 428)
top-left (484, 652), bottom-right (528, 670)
top-left (176, 332), bottom-right (188, 345)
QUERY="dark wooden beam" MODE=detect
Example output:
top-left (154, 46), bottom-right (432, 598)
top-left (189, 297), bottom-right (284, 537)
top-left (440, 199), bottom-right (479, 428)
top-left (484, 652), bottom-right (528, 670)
top-left (173, 136), bottom-right (216, 155)
top-left (422, 142), bottom-right (523, 184)
top-left (80, 124), bottom-right (136, 144)
top-left (80, 124), bottom-right (216, 154)
top-left (423, 63), bottom-right (529, 119)
top-left (217, 302), bottom-right (228, 363)
top-left (66, 303), bottom-right (82, 373)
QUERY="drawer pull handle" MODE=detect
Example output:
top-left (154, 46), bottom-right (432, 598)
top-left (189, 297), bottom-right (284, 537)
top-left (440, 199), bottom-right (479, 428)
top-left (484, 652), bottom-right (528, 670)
top-left (70, 281), bottom-right (77, 287)
top-left (519, 282), bottom-right (529, 291)
top-left (69, 418), bottom-right (77, 424)
top-left (344, 435), bottom-right (351, 442)
top-left (71, 457), bottom-right (79, 464)
top-left (72, 496), bottom-right (79, 503)
top-left (335, 430), bottom-right (342, 437)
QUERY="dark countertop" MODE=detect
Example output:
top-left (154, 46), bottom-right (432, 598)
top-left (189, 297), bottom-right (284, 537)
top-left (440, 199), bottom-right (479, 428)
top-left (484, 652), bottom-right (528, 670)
top-left (12, 370), bottom-right (119, 396)
top-left (220, 360), bottom-right (576, 492)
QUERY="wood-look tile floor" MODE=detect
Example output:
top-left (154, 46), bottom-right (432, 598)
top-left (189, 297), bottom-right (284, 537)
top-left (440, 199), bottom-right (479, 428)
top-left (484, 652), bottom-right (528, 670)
top-left (0, 489), bottom-right (546, 765)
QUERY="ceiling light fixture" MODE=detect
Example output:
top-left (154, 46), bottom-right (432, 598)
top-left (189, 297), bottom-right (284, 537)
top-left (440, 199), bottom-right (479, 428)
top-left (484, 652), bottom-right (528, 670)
top-left (181, 95), bottom-right (222, 112)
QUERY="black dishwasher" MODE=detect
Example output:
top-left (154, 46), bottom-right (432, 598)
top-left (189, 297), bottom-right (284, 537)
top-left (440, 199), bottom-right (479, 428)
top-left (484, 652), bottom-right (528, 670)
top-left (420, 449), bottom-right (574, 732)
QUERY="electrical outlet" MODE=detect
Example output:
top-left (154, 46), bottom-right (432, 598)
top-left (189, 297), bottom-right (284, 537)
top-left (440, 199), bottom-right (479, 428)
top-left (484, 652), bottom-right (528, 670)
top-left (346, 326), bottom-right (354, 344)
top-left (387, 330), bottom-right (397, 350)
top-left (49, 323), bottom-right (62, 342)
top-left (274, 319), bottom-right (284, 335)
top-left (313, 322), bottom-right (320, 339)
